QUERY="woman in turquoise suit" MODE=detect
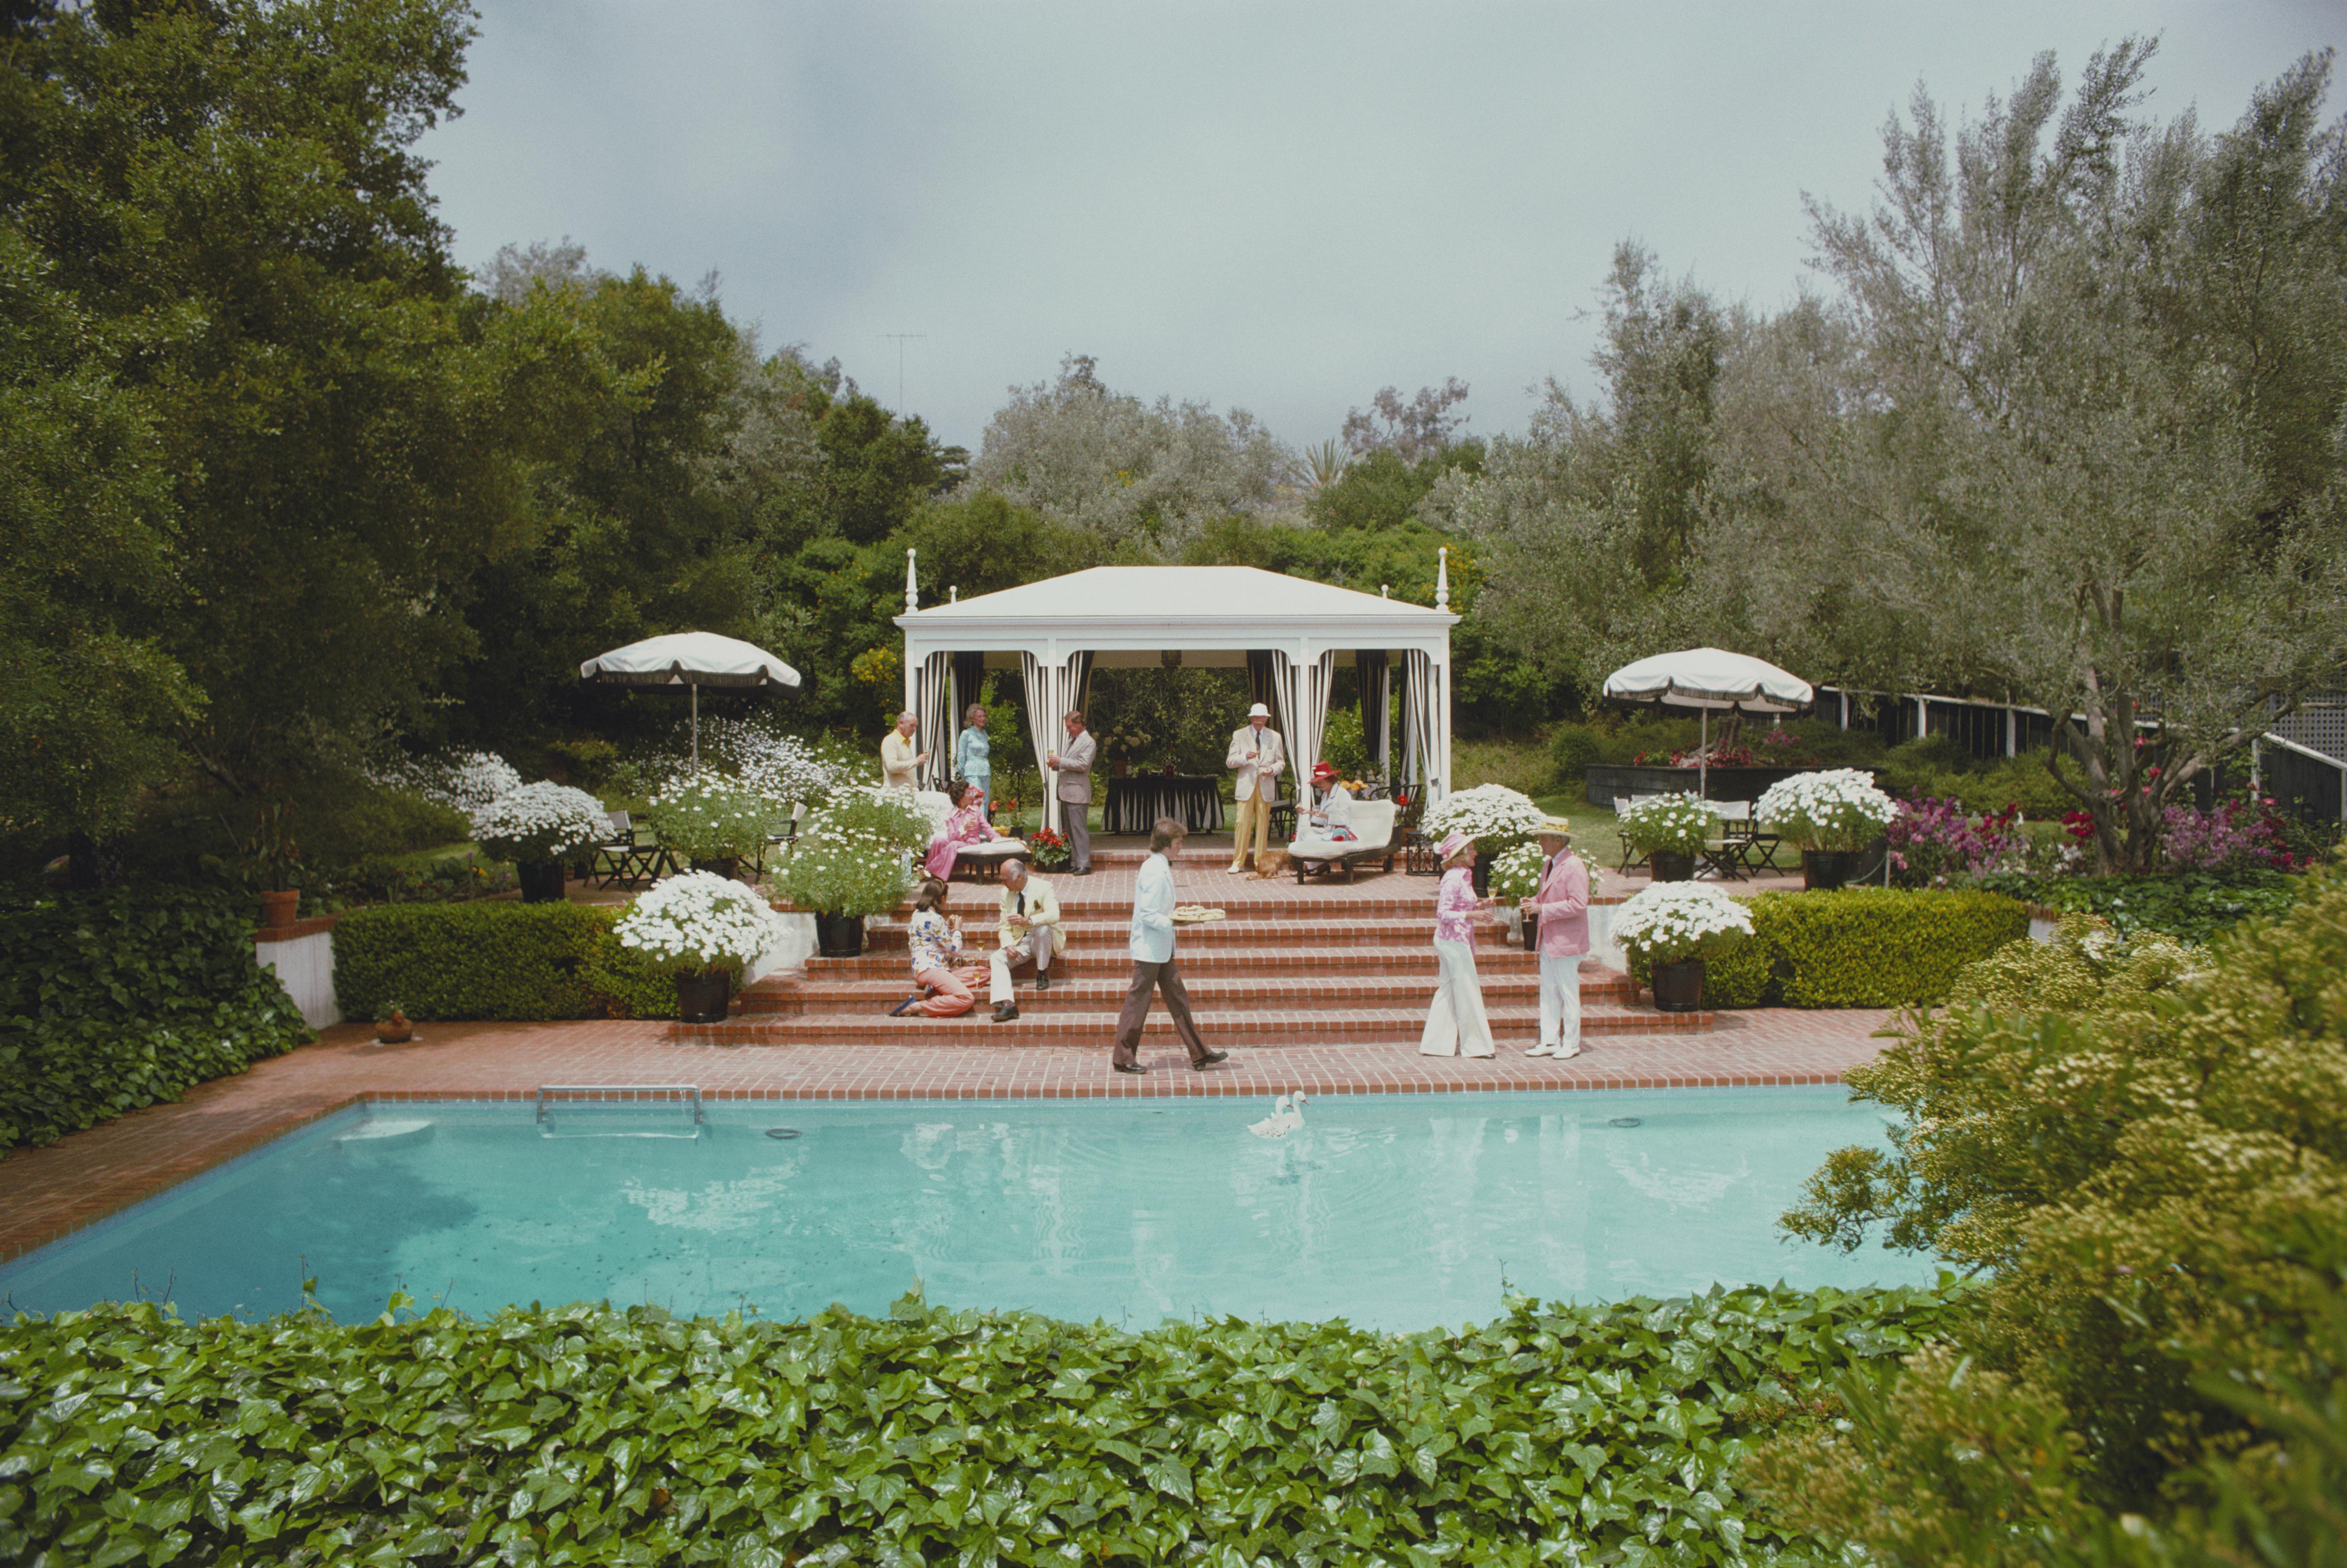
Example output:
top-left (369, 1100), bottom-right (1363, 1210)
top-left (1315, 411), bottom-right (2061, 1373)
top-left (955, 704), bottom-right (992, 815)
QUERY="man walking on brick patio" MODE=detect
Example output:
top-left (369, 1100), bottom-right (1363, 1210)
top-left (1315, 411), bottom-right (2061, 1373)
top-left (1113, 817), bottom-right (1229, 1074)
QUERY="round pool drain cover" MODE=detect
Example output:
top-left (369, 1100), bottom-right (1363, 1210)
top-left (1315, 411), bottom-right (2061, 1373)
top-left (766, 1127), bottom-right (802, 1140)
top-left (1609, 1117), bottom-right (1643, 1128)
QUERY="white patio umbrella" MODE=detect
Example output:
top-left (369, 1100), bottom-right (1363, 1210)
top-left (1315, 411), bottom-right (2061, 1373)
top-left (1601, 647), bottom-right (1814, 797)
top-left (579, 631), bottom-right (802, 770)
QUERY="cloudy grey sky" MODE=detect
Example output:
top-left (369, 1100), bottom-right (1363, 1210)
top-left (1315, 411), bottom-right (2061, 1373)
top-left (418, 2), bottom-right (2346, 453)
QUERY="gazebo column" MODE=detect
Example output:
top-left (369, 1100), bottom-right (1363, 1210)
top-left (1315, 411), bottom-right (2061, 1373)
top-left (1433, 647), bottom-right (1453, 804)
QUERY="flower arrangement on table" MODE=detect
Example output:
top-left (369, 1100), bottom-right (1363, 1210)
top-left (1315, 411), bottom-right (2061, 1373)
top-left (1610, 881), bottom-right (1754, 966)
top-left (1025, 826), bottom-right (1070, 870)
top-left (468, 781), bottom-right (611, 866)
top-left (614, 871), bottom-right (791, 975)
top-left (646, 778), bottom-right (789, 864)
top-left (1756, 769), bottom-right (1896, 851)
top-left (1420, 784), bottom-right (1545, 853)
top-left (1098, 724), bottom-right (1154, 767)
top-left (1618, 793), bottom-right (1715, 858)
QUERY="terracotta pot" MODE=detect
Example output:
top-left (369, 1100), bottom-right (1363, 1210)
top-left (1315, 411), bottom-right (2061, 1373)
top-left (258, 889), bottom-right (300, 929)
top-left (1650, 851), bottom-right (1697, 884)
top-left (517, 860), bottom-right (566, 903)
top-left (376, 1010), bottom-right (413, 1044)
top-left (1651, 959), bottom-right (1706, 1012)
top-left (1801, 849), bottom-right (1855, 890)
top-left (675, 970), bottom-right (731, 1024)
top-left (814, 912), bottom-right (865, 958)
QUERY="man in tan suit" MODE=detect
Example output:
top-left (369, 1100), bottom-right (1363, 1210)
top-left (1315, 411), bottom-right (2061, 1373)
top-left (1225, 701), bottom-right (1285, 873)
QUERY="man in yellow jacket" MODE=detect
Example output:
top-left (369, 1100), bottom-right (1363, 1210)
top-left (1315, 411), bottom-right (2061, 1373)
top-left (1225, 702), bottom-right (1286, 874)
top-left (988, 859), bottom-right (1061, 1023)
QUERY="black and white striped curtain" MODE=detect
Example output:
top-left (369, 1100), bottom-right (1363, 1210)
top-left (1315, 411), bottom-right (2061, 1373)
top-left (1016, 652), bottom-right (1061, 830)
top-left (1064, 650), bottom-right (1094, 723)
top-left (1400, 649), bottom-right (1439, 803)
top-left (1356, 649), bottom-right (1390, 779)
top-left (948, 651), bottom-right (987, 736)
top-left (916, 650), bottom-right (953, 791)
top-left (1244, 650), bottom-right (1277, 715)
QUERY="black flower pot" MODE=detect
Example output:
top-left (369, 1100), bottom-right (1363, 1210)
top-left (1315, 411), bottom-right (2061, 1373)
top-left (815, 912), bottom-right (866, 958)
top-left (1801, 849), bottom-right (1854, 891)
top-left (675, 970), bottom-right (731, 1024)
top-left (517, 860), bottom-right (566, 903)
top-left (1470, 858), bottom-right (1492, 897)
top-left (691, 856), bottom-right (741, 881)
top-left (1650, 851), bottom-right (1697, 884)
top-left (1521, 912), bottom-right (1540, 951)
top-left (1651, 959), bottom-right (1706, 1012)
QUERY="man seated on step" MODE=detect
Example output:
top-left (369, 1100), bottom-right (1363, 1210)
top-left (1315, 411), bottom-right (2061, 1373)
top-left (988, 859), bottom-right (1062, 1024)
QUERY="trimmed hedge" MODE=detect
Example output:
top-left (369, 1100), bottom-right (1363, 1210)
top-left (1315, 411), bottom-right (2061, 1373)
top-left (1630, 888), bottom-right (2029, 1008)
top-left (0, 1283), bottom-right (1966, 1567)
top-left (332, 901), bottom-right (678, 1021)
top-left (0, 887), bottom-right (311, 1149)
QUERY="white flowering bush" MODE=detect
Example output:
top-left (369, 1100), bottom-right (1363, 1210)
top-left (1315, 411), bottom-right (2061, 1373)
top-left (1619, 793), bottom-right (1716, 857)
top-left (1756, 769), bottom-right (1897, 852)
top-left (646, 778), bottom-right (786, 863)
top-left (369, 749), bottom-right (524, 814)
top-left (775, 790), bottom-right (926, 917)
top-left (468, 781), bottom-right (611, 865)
top-left (618, 717), bottom-right (859, 812)
top-left (614, 871), bottom-right (790, 975)
top-left (1422, 784), bottom-right (1546, 850)
top-left (1611, 881), bottom-right (1756, 966)
top-left (1488, 842), bottom-right (1546, 901)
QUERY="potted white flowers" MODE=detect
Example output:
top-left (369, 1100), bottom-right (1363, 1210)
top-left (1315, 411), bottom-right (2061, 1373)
top-left (1755, 769), bottom-right (1896, 890)
top-left (776, 789), bottom-right (929, 956)
top-left (613, 870), bottom-right (792, 1022)
top-left (1422, 784), bottom-right (1546, 895)
top-left (646, 778), bottom-right (787, 881)
top-left (1619, 793), bottom-right (1715, 883)
top-left (469, 781), bottom-right (612, 903)
top-left (1610, 881), bottom-right (1755, 1012)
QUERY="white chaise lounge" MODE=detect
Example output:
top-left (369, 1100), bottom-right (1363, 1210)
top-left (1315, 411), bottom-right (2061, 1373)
top-left (1287, 798), bottom-right (1400, 883)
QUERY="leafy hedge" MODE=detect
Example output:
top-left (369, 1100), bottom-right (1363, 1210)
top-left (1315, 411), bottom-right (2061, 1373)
top-left (1629, 888), bottom-right (2029, 1007)
top-left (1971, 868), bottom-right (2303, 944)
top-left (332, 902), bottom-right (678, 1021)
top-left (0, 887), bottom-right (311, 1149)
top-left (0, 1283), bottom-right (1964, 1568)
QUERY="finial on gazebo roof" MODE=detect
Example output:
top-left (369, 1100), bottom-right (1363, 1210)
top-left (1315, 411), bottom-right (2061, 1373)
top-left (904, 548), bottom-right (918, 613)
top-left (1434, 548), bottom-right (1450, 611)
top-left (950, 585), bottom-right (958, 603)
top-left (1381, 584), bottom-right (1389, 598)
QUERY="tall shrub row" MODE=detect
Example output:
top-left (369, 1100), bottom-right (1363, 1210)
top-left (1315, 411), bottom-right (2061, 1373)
top-left (331, 903), bottom-right (680, 1022)
top-left (0, 889), bottom-right (311, 1149)
top-left (1627, 889), bottom-right (2029, 1008)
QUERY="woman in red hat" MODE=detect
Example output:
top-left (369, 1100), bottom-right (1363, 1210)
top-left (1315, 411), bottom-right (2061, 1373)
top-left (1305, 760), bottom-right (1357, 840)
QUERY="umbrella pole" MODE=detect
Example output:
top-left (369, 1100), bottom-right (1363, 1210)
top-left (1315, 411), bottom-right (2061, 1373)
top-left (691, 683), bottom-right (700, 774)
top-left (1699, 710), bottom-right (1708, 799)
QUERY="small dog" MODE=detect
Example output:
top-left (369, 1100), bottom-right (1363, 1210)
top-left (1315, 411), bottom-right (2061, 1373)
top-left (1251, 848), bottom-right (1291, 879)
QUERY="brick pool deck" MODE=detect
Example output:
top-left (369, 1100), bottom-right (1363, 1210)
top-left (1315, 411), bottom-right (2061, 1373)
top-left (0, 1007), bottom-right (1901, 1266)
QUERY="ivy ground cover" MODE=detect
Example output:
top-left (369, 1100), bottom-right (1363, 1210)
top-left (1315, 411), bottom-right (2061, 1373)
top-left (0, 1284), bottom-right (1962, 1568)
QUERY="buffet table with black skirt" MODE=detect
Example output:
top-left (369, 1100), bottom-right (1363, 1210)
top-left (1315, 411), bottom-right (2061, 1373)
top-left (1102, 775), bottom-right (1226, 835)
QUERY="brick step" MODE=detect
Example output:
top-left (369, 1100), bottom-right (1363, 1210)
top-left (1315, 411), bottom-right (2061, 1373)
top-left (675, 1002), bottom-right (1710, 1048)
top-left (843, 915), bottom-right (1513, 950)
top-left (744, 970), bottom-right (1639, 1016)
top-left (762, 943), bottom-right (1577, 984)
top-left (786, 891), bottom-right (1461, 920)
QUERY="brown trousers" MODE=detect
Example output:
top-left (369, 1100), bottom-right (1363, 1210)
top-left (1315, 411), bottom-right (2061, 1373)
top-left (1111, 957), bottom-right (1212, 1067)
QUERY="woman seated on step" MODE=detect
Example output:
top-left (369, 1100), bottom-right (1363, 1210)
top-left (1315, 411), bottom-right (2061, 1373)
top-left (1305, 761), bottom-right (1357, 841)
top-left (895, 878), bottom-right (984, 1018)
top-left (923, 778), bottom-right (1000, 881)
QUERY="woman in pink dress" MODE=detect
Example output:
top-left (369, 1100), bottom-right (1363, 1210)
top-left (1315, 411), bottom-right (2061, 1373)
top-left (923, 779), bottom-right (998, 881)
top-left (1420, 829), bottom-right (1500, 1057)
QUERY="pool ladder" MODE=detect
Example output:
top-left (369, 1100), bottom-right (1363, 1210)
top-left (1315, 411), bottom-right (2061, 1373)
top-left (534, 1083), bottom-right (705, 1125)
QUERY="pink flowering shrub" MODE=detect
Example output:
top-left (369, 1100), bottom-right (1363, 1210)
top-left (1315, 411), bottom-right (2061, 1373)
top-left (1887, 794), bottom-right (2027, 886)
top-left (2161, 795), bottom-right (2300, 872)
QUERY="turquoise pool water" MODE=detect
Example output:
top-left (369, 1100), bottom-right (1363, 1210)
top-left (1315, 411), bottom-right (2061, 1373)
top-left (0, 1090), bottom-right (1929, 1331)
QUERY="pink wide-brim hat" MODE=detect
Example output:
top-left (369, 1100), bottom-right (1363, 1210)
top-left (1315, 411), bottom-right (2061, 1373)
top-left (1437, 830), bottom-right (1470, 860)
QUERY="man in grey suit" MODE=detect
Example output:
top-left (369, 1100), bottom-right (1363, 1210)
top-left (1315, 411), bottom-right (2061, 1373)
top-left (1046, 709), bottom-right (1096, 874)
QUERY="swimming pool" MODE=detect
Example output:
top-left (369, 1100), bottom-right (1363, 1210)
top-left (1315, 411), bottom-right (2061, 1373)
top-left (0, 1089), bottom-right (1927, 1331)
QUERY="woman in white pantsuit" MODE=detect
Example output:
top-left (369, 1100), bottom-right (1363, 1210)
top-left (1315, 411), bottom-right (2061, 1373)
top-left (1420, 830), bottom-right (1499, 1057)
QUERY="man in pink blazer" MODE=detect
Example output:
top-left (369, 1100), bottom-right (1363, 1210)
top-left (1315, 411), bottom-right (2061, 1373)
top-left (1520, 822), bottom-right (1591, 1058)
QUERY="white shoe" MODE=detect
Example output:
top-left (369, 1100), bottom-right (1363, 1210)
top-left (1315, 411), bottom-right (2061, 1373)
top-left (1557, 1043), bottom-right (1583, 1060)
top-left (1525, 1044), bottom-right (1554, 1058)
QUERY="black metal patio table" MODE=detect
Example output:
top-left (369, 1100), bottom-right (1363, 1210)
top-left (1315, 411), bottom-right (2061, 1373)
top-left (1102, 774), bottom-right (1226, 835)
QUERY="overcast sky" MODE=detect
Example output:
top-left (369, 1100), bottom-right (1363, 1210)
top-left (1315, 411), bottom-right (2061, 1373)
top-left (417, 1), bottom-right (2347, 453)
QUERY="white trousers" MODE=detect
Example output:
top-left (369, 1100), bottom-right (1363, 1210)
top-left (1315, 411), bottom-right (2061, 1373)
top-left (1539, 954), bottom-right (1584, 1049)
top-left (1420, 938), bottom-right (1496, 1057)
top-left (988, 925), bottom-right (1056, 1004)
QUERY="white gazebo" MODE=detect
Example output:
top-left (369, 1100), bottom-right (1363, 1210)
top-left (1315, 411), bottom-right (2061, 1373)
top-left (895, 557), bottom-right (1460, 834)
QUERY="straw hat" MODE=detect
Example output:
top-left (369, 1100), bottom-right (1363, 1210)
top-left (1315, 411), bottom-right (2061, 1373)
top-left (1437, 829), bottom-right (1471, 861)
top-left (1538, 816), bottom-right (1574, 840)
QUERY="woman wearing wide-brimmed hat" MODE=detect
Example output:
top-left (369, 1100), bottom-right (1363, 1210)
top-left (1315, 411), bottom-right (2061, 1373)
top-left (1419, 829), bottom-right (1499, 1058)
top-left (1305, 761), bottom-right (1356, 840)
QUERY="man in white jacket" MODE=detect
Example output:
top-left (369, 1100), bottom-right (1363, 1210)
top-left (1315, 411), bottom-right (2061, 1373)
top-left (1225, 703), bottom-right (1286, 874)
top-left (1111, 817), bottom-right (1229, 1074)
